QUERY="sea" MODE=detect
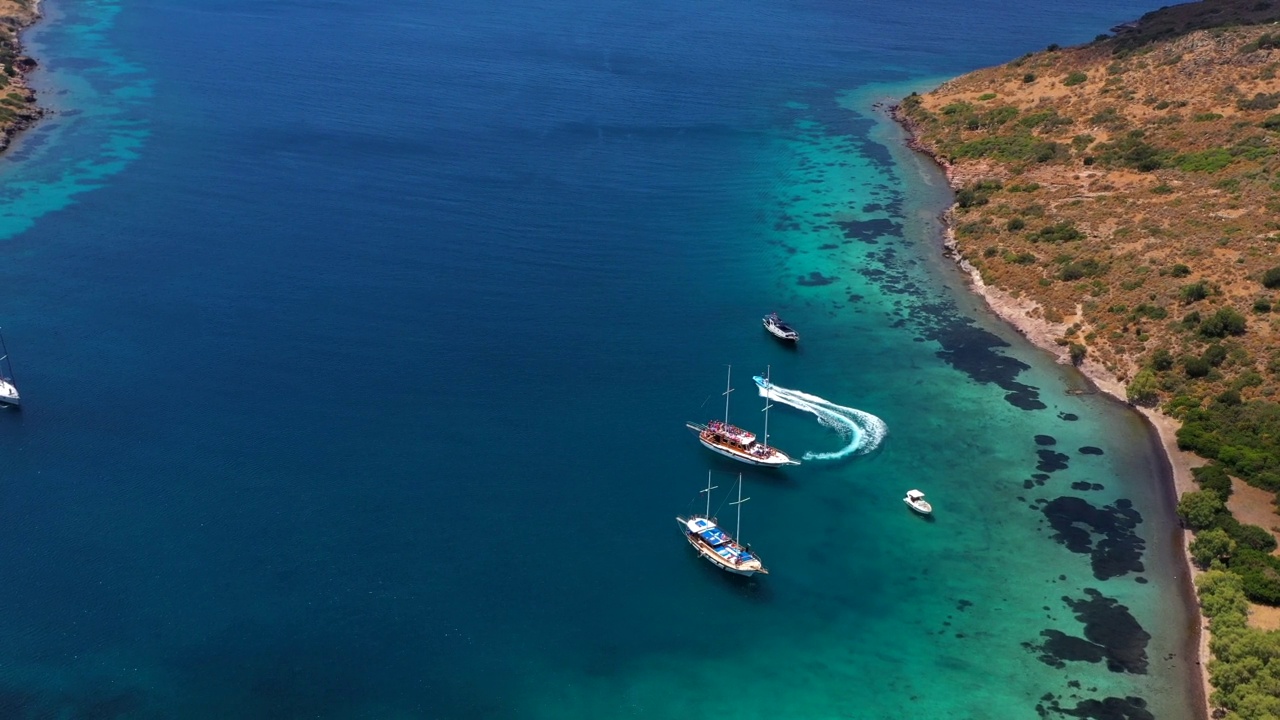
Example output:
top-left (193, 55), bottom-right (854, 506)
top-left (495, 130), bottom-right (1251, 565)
top-left (0, 0), bottom-right (1201, 718)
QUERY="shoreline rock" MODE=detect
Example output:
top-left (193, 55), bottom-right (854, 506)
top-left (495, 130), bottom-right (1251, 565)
top-left (0, 0), bottom-right (46, 155)
top-left (890, 99), bottom-right (1212, 720)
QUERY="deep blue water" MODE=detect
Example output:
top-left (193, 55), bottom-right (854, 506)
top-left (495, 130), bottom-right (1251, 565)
top-left (0, 0), bottom-right (1200, 717)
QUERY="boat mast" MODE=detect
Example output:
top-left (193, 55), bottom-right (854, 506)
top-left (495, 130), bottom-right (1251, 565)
top-left (730, 473), bottom-right (750, 542)
top-left (761, 364), bottom-right (772, 449)
top-left (701, 471), bottom-right (718, 518)
top-left (722, 364), bottom-right (733, 426)
top-left (0, 327), bottom-right (13, 381)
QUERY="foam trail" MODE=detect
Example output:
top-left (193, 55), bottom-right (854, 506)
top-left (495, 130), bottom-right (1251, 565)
top-left (755, 377), bottom-right (887, 460)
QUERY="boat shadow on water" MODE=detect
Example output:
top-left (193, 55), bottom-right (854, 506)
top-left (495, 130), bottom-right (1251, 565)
top-left (682, 551), bottom-right (775, 601)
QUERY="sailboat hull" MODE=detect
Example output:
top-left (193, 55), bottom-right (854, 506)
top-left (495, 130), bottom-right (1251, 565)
top-left (676, 517), bottom-right (765, 576)
top-left (0, 379), bottom-right (19, 407)
top-left (687, 533), bottom-right (758, 575)
top-left (697, 435), bottom-right (795, 466)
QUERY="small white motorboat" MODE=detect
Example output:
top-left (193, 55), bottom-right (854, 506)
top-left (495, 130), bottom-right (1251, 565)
top-left (763, 312), bottom-right (799, 342)
top-left (904, 489), bottom-right (932, 515)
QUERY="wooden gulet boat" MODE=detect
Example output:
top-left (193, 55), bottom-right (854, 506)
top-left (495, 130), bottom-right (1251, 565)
top-left (676, 472), bottom-right (768, 576)
top-left (685, 365), bottom-right (799, 467)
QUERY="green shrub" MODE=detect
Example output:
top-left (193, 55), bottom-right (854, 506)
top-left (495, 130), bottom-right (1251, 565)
top-left (1204, 344), bottom-right (1229, 367)
top-left (1177, 399), bottom-right (1280, 491)
top-left (1005, 217), bottom-right (1025, 231)
top-left (1127, 369), bottom-right (1160, 405)
top-left (1095, 130), bottom-right (1165, 171)
top-left (1238, 92), bottom-right (1280, 111)
top-left (1062, 71), bottom-right (1088, 87)
top-left (1022, 72), bottom-right (1036, 83)
top-left (1193, 112), bottom-right (1224, 122)
top-left (1261, 114), bottom-right (1280, 131)
top-left (1193, 464), bottom-right (1233, 500)
top-left (1253, 298), bottom-right (1272, 314)
top-left (1262, 266), bottom-right (1280, 289)
top-left (1034, 221), bottom-right (1084, 243)
top-left (1178, 490), bottom-right (1226, 529)
top-left (1134, 303), bottom-right (1167, 320)
top-left (1151, 348), bottom-right (1175, 371)
top-left (1185, 356), bottom-right (1211, 378)
top-left (1060, 258), bottom-right (1104, 281)
top-left (1218, 389), bottom-right (1243, 406)
top-left (1089, 107), bottom-right (1126, 129)
top-left (1200, 307), bottom-right (1248, 338)
top-left (1068, 343), bottom-right (1086, 365)
top-left (955, 180), bottom-right (1003, 208)
top-left (1170, 263), bottom-right (1192, 277)
top-left (1234, 524), bottom-right (1278, 553)
top-left (1181, 281), bottom-right (1211, 303)
top-left (1191, 527), bottom-right (1236, 568)
top-left (952, 135), bottom-right (1066, 163)
top-left (1175, 148), bottom-right (1234, 173)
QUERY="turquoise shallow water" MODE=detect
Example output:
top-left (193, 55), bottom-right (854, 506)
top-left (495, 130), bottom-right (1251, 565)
top-left (0, 0), bottom-right (1200, 718)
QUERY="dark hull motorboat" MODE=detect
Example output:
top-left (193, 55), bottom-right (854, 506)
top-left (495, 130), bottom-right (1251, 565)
top-left (763, 312), bottom-right (798, 342)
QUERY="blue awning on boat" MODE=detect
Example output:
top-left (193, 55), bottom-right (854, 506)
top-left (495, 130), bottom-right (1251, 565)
top-left (698, 528), bottom-right (729, 546)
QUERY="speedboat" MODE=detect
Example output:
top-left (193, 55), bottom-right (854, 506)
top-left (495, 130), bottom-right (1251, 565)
top-left (763, 312), bottom-right (799, 342)
top-left (904, 489), bottom-right (932, 515)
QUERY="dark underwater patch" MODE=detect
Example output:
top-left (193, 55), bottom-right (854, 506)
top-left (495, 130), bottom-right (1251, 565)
top-left (1037, 696), bottom-right (1152, 720)
top-left (1032, 629), bottom-right (1107, 667)
top-left (922, 314), bottom-right (1046, 410)
top-left (835, 217), bottom-right (902, 243)
top-left (1037, 450), bottom-right (1070, 473)
top-left (1041, 497), bottom-right (1145, 580)
top-left (1035, 435), bottom-right (1057, 446)
top-left (1059, 413), bottom-right (1079, 422)
top-left (1079, 446), bottom-right (1105, 456)
top-left (1029, 589), bottom-right (1151, 675)
top-left (796, 271), bottom-right (838, 286)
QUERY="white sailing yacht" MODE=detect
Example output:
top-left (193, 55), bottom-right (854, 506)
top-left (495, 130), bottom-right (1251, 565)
top-left (676, 472), bottom-right (768, 576)
top-left (0, 328), bottom-right (19, 407)
top-left (686, 365), bottom-right (799, 467)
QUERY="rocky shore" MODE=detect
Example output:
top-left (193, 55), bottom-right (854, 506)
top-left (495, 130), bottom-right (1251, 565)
top-left (0, 0), bottom-right (44, 153)
top-left (891, 98), bottom-right (1214, 720)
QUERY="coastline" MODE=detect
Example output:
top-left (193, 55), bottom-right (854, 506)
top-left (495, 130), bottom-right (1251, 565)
top-left (888, 100), bottom-right (1213, 720)
top-left (0, 0), bottom-right (45, 153)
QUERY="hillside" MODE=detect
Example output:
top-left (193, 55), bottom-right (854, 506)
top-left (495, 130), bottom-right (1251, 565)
top-left (0, 0), bottom-right (41, 151)
top-left (899, 2), bottom-right (1280, 484)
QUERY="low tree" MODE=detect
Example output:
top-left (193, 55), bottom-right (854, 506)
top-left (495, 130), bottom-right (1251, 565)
top-left (1126, 369), bottom-right (1160, 406)
top-left (1069, 343), bottom-right (1086, 366)
top-left (1177, 490), bottom-right (1225, 529)
top-left (1193, 464), bottom-right (1233, 501)
top-left (1190, 527), bottom-right (1235, 568)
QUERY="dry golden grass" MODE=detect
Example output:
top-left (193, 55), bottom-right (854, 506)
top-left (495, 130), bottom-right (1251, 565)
top-left (901, 2), bottom-right (1280, 402)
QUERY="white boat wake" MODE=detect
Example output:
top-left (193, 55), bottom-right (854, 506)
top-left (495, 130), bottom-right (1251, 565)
top-left (754, 377), bottom-right (887, 460)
